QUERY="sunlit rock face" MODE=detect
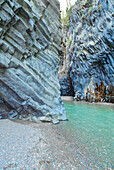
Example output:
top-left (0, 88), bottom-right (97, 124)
top-left (0, 0), bottom-right (67, 123)
top-left (59, 0), bottom-right (114, 102)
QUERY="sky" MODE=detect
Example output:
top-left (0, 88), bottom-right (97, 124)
top-left (59, 0), bottom-right (75, 13)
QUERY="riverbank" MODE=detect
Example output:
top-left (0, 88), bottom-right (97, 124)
top-left (61, 96), bottom-right (114, 107)
top-left (0, 102), bottom-right (113, 170)
top-left (0, 119), bottom-right (85, 169)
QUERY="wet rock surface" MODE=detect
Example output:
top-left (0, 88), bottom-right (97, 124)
top-left (59, 0), bottom-right (114, 102)
top-left (0, 0), bottom-right (67, 122)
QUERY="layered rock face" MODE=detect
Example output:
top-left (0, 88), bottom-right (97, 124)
top-left (0, 0), bottom-right (67, 123)
top-left (59, 0), bottom-right (114, 102)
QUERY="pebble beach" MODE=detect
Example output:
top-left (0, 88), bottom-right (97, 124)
top-left (0, 119), bottom-right (84, 169)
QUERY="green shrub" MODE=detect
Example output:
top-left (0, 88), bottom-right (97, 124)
top-left (61, 6), bottom-right (72, 27)
top-left (69, 39), bottom-right (72, 46)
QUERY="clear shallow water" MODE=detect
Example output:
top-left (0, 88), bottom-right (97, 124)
top-left (58, 102), bottom-right (114, 169)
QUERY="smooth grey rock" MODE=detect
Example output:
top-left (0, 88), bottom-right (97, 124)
top-left (40, 116), bottom-right (52, 122)
top-left (0, 53), bottom-right (10, 68)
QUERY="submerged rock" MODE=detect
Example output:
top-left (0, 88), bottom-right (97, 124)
top-left (0, 0), bottom-right (67, 123)
top-left (59, 0), bottom-right (114, 103)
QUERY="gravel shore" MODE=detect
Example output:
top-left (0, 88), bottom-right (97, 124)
top-left (0, 119), bottom-right (86, 170)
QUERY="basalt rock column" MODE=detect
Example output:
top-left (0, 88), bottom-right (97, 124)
top-left (59, 0), bottom-right (114, 102)
top-left (0, 0), bottom-right (67, 123)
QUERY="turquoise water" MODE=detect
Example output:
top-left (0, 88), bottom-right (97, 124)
top-left (59, 102), bottom-right (114, 169)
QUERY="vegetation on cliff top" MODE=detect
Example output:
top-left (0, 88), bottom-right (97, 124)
top-left (61, 0), bottom-right (103, 27)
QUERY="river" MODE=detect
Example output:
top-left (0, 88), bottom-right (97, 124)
top-left (56, 102), bottom-right (114, 169)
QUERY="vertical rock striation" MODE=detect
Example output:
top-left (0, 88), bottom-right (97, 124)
top-left (59, 0), bottom-right (114, 102)
top-left (0, 0), bottom-right (67, 123)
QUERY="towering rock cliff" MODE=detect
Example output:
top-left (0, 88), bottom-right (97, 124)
top-left (0, 0), bottom-right (67, 123)
top-left (59, 0), bottom-right (114, 102)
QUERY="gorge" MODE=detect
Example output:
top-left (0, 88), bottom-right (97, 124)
top-left (0, 0), bottom-right (114, 169)
top-left (0, 0), bottom-right (113, 123)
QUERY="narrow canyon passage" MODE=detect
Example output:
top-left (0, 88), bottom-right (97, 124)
top-left (0, 0), bottom-right (114, 169)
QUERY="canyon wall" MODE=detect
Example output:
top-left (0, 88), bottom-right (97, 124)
top-left (59, 0), bottom-right (114, 102)
top-left (0, 0), bottom-right (67, 123)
